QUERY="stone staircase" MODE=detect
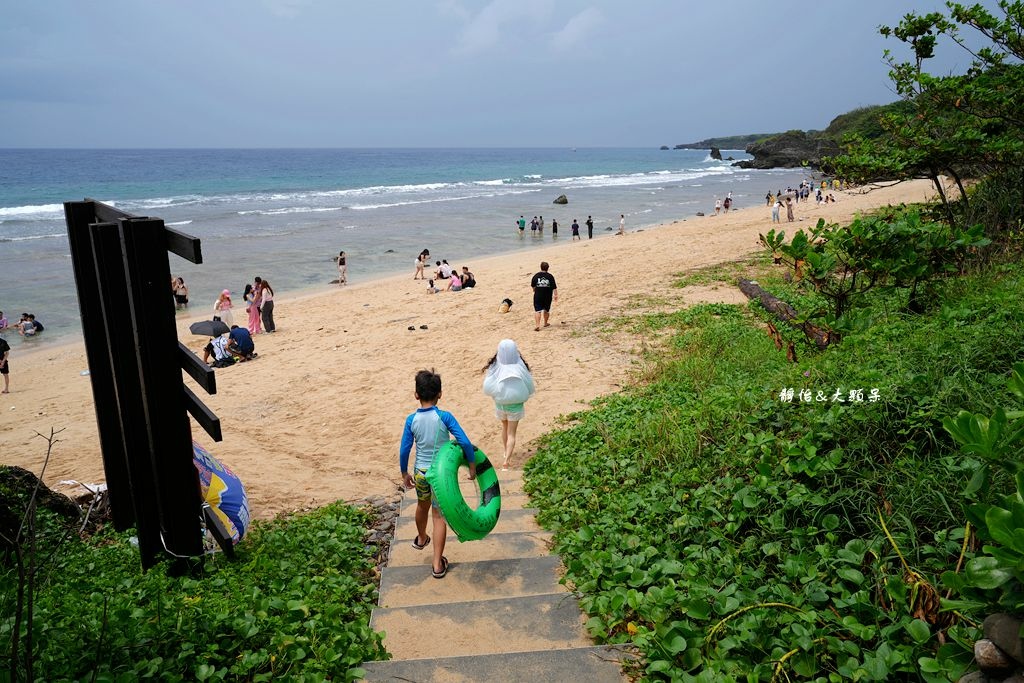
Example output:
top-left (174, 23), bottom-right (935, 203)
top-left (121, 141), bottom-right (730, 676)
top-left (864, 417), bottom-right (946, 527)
top-left (361, 469), bottom-right (628, 682)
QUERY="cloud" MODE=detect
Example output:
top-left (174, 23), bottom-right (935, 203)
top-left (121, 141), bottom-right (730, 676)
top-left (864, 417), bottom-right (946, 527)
top-left (550, 7), bottom-right (604, 51)
top-left (451, 0), bottom-right (553, 55)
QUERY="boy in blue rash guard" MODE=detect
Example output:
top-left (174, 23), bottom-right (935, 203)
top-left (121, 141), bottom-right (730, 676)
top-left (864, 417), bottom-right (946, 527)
top-left (400, 369), bottom-right (476, 579)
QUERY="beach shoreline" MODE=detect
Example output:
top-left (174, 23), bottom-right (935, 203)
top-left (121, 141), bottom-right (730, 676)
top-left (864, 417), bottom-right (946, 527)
top-left (0, 179), bottom-right (941, 518)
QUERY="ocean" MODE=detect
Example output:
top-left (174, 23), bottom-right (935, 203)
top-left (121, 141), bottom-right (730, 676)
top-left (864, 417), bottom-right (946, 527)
top-left (0, 148), bottom-right (810, 346)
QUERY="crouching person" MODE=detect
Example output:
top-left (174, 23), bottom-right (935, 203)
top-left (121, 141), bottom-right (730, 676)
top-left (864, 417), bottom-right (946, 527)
top-left (228, 325), bottom-right (256, 361)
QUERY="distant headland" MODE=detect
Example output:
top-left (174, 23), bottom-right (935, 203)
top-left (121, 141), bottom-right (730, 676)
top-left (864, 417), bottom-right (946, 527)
top-left (663, 103), bottom-right (902, 170)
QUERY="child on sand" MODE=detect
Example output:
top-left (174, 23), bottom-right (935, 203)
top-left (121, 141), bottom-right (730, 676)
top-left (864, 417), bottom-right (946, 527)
top-left (399, 369), bottom-right (476, 579)
top-left (482, 339), bottom-right (535, 470)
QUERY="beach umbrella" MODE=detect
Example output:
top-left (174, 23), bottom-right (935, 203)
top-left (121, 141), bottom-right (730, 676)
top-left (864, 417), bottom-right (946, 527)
top-left (189, 319), bottom-right (230, 337)
top-left (192, 440), bottom-right (250, 548)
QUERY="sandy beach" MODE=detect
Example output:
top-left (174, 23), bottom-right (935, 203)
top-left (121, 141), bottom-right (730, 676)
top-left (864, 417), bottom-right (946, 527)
top-left (0, 180), bottom-right (939, 519)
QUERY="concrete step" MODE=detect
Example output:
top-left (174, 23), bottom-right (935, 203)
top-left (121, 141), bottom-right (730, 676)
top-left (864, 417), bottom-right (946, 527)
top-left (388, 530), bottom-right (553, 567)
top-left (395, 507), bottom-right (541, 541)
top-left (400, 491), bottom-right (530, 514)
top-left (378, 555), bottom-right (564, 608)
top-left (371, 593), bottom-right (592, 659)
top-left (360, 645), bottom-right (629, 682)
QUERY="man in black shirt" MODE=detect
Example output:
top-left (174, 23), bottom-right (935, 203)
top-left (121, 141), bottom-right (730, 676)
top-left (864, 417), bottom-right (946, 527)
top-left (586, 215), bottom-right (594, 239)
top-left (530, 261), bottom-right (558, 331)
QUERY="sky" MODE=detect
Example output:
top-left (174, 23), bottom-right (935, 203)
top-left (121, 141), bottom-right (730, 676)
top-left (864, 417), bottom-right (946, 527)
top-left (0, 0), bottom-right (998, 148)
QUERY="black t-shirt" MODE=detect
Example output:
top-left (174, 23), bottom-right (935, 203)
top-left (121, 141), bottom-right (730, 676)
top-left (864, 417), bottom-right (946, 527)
top-left (0, 337), bottom-right (10, 363)
top-left (531, 271), bottom-right (557, 304)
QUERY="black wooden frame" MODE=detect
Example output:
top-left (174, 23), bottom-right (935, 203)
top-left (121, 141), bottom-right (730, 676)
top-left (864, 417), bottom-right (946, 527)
top-left (64, 200), bottom-right (222, 569)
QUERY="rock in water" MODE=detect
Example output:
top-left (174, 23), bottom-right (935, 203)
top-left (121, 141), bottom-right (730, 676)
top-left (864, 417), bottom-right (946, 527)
top-left (553, 194), bottom-right (568, 205)
top-left (710, 147), bottom-right (723, 160)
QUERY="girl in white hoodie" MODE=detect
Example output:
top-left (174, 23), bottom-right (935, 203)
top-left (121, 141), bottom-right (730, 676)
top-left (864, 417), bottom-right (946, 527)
top-left (482, 339), bottom-right (536, 470)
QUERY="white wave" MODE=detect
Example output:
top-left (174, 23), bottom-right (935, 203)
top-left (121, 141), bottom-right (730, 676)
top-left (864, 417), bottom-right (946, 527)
top-left (166, 219), bottom-right (193, 226)
top-left (473, 178), bottom-right (510, 186)
top-left (350, 195), bottom-right (476, 211)
top-left (524, 174), bottom-right (542, 179)
top-left (0, 203), bottom-right (65, 220)
top-left (0, 232), bottom-right (66, 242)
top-left (237, 206), bottom-right (346, 216)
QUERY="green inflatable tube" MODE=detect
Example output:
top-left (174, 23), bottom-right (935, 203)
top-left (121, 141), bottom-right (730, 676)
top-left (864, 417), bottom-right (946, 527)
top-left (426, 442), bottom-right (501, 542)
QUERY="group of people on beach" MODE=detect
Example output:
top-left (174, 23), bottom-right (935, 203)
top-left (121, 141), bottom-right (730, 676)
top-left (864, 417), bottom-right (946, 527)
top-left (412, 250), bottom-right (477, 294)
top-left (0, 311), bottom-right (46, 395)
top-left (0, 311), bottom-right (44, 337)
top-left (197, 276), bottom-right (278, 369)
top-left (400, 337), bottom-right (535, 578)
top-left (517, 214), bottom-right (601, 240)
top-left (210, 277), bottom-right (276, 335)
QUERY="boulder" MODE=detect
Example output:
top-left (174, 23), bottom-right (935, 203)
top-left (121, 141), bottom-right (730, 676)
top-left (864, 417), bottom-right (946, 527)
top-left (984, 614), bottom-right (1024, 665)
top-left (553, 194), bottom-right (568, 205)
top-left (975, 639), bottom-right (1016, 675)
top-left (710, 147), bottom-right (723, 160)
top-left (659, 145), bottom-right (670, 150)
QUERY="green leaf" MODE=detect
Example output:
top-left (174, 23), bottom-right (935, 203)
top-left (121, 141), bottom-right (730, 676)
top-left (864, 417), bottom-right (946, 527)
top-left (664, 635), bottom-right (688, 654)
top-left (905, 619), bottom-right (931, 644)
top-left (837, 568), bottom-right (866, 585)
top-left (965, 556), bottom-right (1015, 589)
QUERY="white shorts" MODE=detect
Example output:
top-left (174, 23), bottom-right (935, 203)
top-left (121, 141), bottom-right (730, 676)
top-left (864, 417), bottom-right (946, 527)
top-left (495, 403), bottom-right (525, 421)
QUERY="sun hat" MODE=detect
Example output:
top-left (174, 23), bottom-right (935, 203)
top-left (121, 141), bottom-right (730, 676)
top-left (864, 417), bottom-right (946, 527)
top-left (221, 289), bottom-right (231, 296)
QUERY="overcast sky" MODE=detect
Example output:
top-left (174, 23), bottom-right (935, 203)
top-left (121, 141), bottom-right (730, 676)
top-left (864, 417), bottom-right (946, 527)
top-left (0, 0), bottom-right (994, 148)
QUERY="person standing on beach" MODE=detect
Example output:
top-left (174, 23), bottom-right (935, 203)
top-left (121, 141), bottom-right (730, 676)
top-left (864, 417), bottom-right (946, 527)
top-left (530, 261), bottom-right (558, 331)
top-left (414, 251), bottom-right (428, 280)
top-left (571, 219), bottom-right (580, 240)
top-left (259, 280), bottom-right (276, 332)
top-left (336, 250), bottom-right (347, 285)
top-left (772, 198), bottom-right (782, 223)
top-left (173, 277), bottom-right (189, 309)
top-left (786, 197), bottom-right (795, 223)
top-left (714, 198), bottom-right (721, 216)
top-left (586, 215), bottom-right (594, 239)
top-left (538, 216), bottom-right (544, 235)
top-left (517, 216), bottom-right (526, 236)
top-left (244, 283), bottom-right (262, 335)
top-left (551, 218), bottom-right (558, 238)
top-left (214, 290), bottom-right (234, 327)
top-left (617, 214), bottom-right (625, 235)
top-left (0, 334), bottom-right (10, 393)
top-left (482, 339), bottom-right (535, 470)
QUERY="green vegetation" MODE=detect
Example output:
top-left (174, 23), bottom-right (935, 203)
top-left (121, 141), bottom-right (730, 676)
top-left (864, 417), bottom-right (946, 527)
top-left (0, 501), bottom-right (385, 681)
top-left (525, 7), bottom-right (1024, 676)
top-left (525, 257), bottom-right (1024, 680)
top-left (673, 134), bottom-right (777, 151)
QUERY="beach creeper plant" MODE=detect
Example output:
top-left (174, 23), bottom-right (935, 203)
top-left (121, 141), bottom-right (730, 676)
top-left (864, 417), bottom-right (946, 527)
top-left (941, 362), bottom-right (1024, 615)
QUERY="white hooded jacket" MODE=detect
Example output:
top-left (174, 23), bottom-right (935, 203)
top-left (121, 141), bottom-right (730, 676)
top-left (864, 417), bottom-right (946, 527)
top-left (482, 339), bottom-right (536, 406)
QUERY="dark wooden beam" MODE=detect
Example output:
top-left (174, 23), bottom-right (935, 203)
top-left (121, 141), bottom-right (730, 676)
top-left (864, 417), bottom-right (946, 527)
top-left (178, 342), bottom-right (216, 395)
top-left (183, 385), bottom-right (223, 442)
top-left (120, 216), bottom-right (203, 564)
top-left (63, 202), bottom-right (136, 531)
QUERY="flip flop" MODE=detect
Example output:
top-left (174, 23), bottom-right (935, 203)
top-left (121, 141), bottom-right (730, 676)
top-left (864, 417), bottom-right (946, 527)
top-left (412, 535), bottom-right (430, 550)
top-left (432, 556), bottom-right (449, 579)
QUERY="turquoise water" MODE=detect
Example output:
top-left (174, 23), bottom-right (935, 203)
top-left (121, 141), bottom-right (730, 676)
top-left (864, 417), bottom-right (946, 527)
top-left (0, 148), bottom-right (809, 345)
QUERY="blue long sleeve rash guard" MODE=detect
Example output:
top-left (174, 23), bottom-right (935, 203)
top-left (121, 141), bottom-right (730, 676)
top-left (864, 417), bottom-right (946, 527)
top-left (399, 406), bottom-right (475, 473)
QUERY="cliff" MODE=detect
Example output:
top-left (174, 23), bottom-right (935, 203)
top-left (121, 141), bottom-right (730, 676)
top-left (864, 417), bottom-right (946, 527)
top-left (733, 130), bottom-right (840, 170)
